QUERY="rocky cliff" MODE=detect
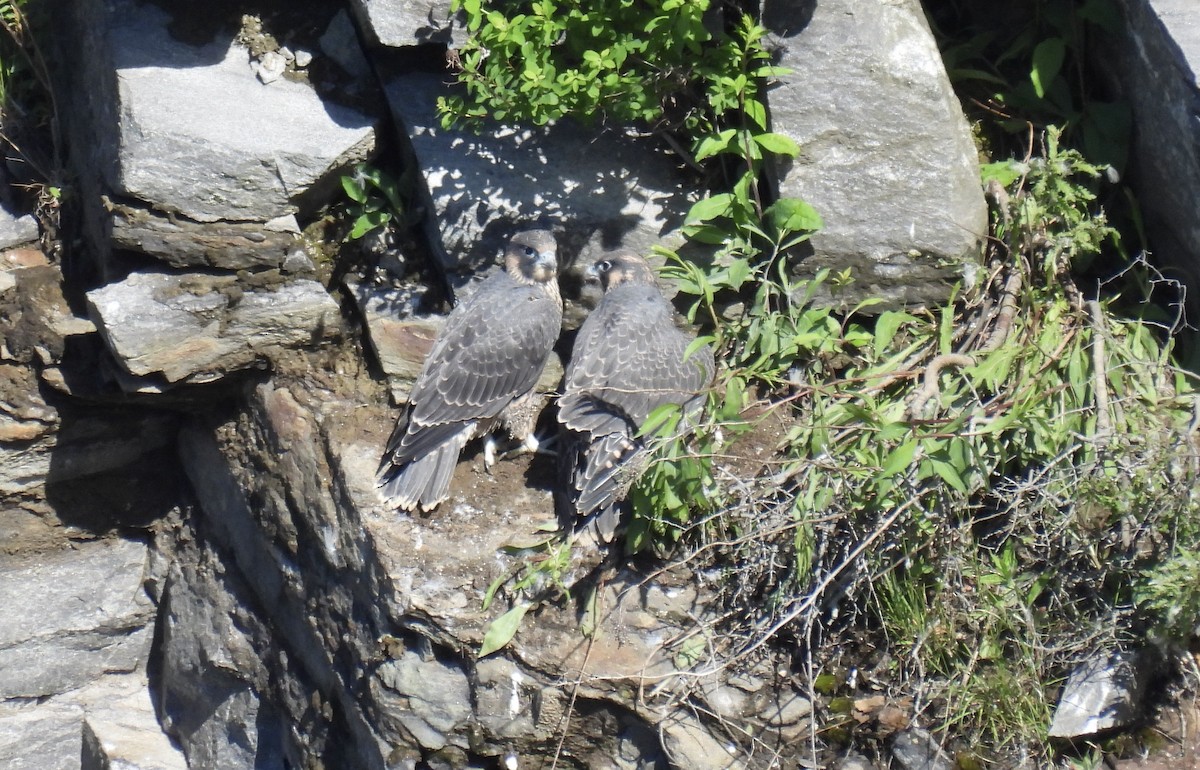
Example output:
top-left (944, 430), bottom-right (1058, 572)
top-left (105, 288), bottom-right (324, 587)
top-left (0, 0), bottom-right (995, 767)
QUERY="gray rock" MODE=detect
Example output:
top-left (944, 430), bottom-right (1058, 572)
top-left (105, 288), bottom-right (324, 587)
top-left (109, 200), bottom-right (303, 271)
top-left (106, 1), bottom-right (376, 223)
top-left (348, 0), bottom-right (465, 47)
top-left (281, 249), bottom-right (315, 275)
top-left (0, 702), bottom-right (83, 770)
top-left (254, 49), bottom-right (288, 84)
top-left (1048, 650), bottom-right (1151, 738)
top-left (56, 0), bottom-right (377, 274)
top-left (889, 727), bottom-right (955, 770)
top-left (473, 657), bottom-right (557, 741)
top-left (758, 688), bottom-right (813, 733)
top-left (659, 712), bottom-right (739, 770)
top-left (0, 203), bottom-right (38, 250)
top-left (166, 372), bottom-right (814, 768)
top-left (320, 9), bottom-right (374, 80)
top-left (0, 538), bottom-right (153, 699)
top-left (86, 272), bottom-right (340, 384)
top-left (373, 650), bottom-right (472, 750)
top-left (834, 752), bottom-right (878, 770)
top-left (156, 528), bottom-right (286, 770)
top-left (1097, 0), bottom-right (1200, 312)
top-left (382, 72), bottom-right (700, 288)
top-left (765, 0), bottom-right (987, 309)
top-left (77, 674), bottom-right (188, 770)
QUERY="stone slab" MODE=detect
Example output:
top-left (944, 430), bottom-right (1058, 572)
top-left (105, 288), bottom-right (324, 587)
top-left (86, 272), bottom-right (340, 384)
top-left (1099, 0), bottom-right (1200, 312)
top-left (0, 702), bottom-right (83, 770)
top-left (348, 0), bottom-right (464, 47)
top-left (101, 0), bottom-right (376, 224)
top-left (382, 72), bottom-right (700, 288)
top-left (0, 538), bottom-right (153, 699)
top-left (766, 0), bottom-right (987, 309)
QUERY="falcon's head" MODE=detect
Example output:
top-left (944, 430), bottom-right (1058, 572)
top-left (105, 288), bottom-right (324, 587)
top-left (588, 250), bottom-right (656, 291)
top-left (505, 229), bottom-right (559, 285)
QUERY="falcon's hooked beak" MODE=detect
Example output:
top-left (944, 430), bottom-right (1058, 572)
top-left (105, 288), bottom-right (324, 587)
top-left (532, 250), bottom-right (557, 282)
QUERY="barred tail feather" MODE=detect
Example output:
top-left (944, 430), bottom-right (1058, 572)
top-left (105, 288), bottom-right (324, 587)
top-left (556, 432), bottom-right (643, 543)
top-left (377, 430), bottom-right (470, 511)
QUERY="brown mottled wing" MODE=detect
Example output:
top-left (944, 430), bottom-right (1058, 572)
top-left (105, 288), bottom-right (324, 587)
top-left (385, 271), bottom-right (563, 465)
top-left (559, 283), bottom-right (712, 434)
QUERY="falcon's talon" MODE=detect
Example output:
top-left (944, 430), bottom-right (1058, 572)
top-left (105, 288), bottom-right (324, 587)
top-left (498, 431), bottom-right (558, 461)
top-left (483, 436), bottom-right (498, 472)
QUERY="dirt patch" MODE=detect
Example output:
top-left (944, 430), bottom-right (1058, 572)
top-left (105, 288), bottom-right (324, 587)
top-left (1109, 688), bottom-right (1200, 770)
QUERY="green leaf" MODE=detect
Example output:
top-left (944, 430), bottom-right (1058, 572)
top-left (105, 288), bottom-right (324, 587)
top-left (765, 197), bottom-right (823, 236)
top-left (1030, 37), bottom-right (1066, 99)
top-left (579, 584), bottom-right (599, 638)
top-left (685, 193), bottom-right (733, 225)
top-left (980, 161), bottom-right (1022, 188)
top-left (874, 311), bottom-right (914, 358)
top-left (673, 634), bottom-right (706, 669)
top-left (482, 572), bottom-right (507, 611)
top-left (753, 132), bottom-right (800, 157)
top-left (348, 210), bottom-right (389, 240)
top-left (880, 439), bottom-right (917, 478)
top-left (640, 403), bottom-right (682, 437)
top-left (685, 336), bottom-right (715, 367)
top-left (694, 129), bottom-right (737, 161)
top-left (479, 602), bottom-right (532, 657)
top-left (930, 458), bottom-right (967, 493)
top-left (743, 98), bottom-right (767, 130)
top-left (341, 174), bottom-right (368, 204)
top-left (725, 257), bottom-right (752, 289)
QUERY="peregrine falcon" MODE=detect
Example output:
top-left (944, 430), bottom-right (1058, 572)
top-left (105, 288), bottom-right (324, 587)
top-left (378, 229), bottom-right (563, 512)
top-left (556, 250), bottom-right (715, 542)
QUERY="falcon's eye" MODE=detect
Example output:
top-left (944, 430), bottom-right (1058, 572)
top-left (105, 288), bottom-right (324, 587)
top-left (597, 260), bottom-right (613, 273)
top-left (523, 246), bottom-right (537, 257)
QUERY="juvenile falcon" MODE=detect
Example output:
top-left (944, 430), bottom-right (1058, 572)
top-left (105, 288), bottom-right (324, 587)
top-left (378, 229), bottom-right (562, 512)
top-left (556, 250), bottom-right (714, 542)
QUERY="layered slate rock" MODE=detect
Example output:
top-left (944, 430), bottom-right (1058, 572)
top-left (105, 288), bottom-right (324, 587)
top-left (0, 538), bottom-right (185, 770)
top-left (765, 0), bottom-right (987, 308)
top-left (382, 72), bottom-right (700, 296)
top-left (57, 0), bottom-right (377, 274)
top-left (171, 376), bottom-right (808, 767)
top-left (0, 703), bottom-right (83, 770)
top-left (86, 271), bottom-right (340, 387)
top-left (0, 538), bottom-right (153, 699)
top-left (1097, 0), bottom-right (1200, 309)
top-left (156, 513), bottom-right (295, 769)
top-left (77, 674), bottom-right (188, 770)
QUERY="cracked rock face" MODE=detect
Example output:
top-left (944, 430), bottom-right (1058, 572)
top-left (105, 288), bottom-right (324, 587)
top-left (104, 1), bottom-right (377, 224)
top-left (5, 0), bottom-right (1008, 766)
top-left (86, 271), bottom-right (340, 386)
top-left (0, 538), bottom-right (153, 700)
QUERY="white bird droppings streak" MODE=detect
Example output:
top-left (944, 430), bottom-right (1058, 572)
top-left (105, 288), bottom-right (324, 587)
top-left (509, 670), bottom-right (524, 716)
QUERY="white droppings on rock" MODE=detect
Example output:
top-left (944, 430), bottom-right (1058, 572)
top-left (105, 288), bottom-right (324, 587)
top-left (508, 670), bottom-right (524, 717)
